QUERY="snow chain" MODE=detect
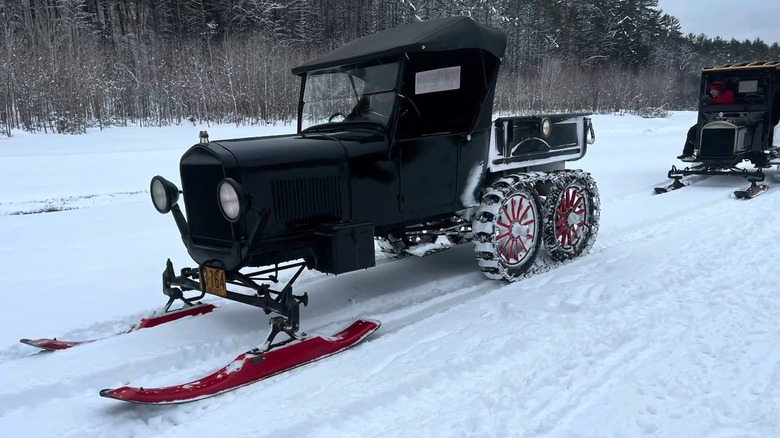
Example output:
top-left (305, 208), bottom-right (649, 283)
top-left (473, 169), bottom-right (601, 282)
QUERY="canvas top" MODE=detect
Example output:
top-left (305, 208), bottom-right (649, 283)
top-left (292, 16), bottom-right (507, 75)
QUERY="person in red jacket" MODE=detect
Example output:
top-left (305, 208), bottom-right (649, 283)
top-left (677, 81), bottom-right (736, 160)
top-left (705, 80), bottom-right (736, 105)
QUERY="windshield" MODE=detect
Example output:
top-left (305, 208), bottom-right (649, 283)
top-left (301, 62), bottom-right (400, 131)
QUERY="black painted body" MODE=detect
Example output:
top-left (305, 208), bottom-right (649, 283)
top-left (179, 123), bottom-right (494, 274)
top-left (692, 63), bottom-right (780, 167)
top-left (166, 17), bottom-right (590, 277)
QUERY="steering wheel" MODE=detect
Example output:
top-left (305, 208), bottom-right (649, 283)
top-left (328, 112), bottom-right (346, 122)
top-left (742, 93), bottom-right (766, 104)
top-left (398, 94), bottom-right (422, 119)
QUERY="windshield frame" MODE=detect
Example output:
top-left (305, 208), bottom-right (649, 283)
top-left (297, 61), bottom-right (402, 133)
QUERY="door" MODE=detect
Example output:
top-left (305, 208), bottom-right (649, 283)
top-left (398, 134), bottom-right (460, 215)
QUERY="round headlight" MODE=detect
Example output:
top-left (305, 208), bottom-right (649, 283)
top-left (150, 176), bottom-right (179, 214)
top-left (540, 117), bottom-right (552, 137)
top-left (217, 179), bottom-right (243, 222)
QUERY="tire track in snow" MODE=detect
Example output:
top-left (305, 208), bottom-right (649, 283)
top-left (0, 267), bottom-right (488, 415)
top-left (595, 185), bottom-right (760, 251)
top-left (211, 210), bottom-right (750, 436)
top-left (0, 191), bottom-right (146, 216)
top-left (0, 217), bottom-right (677, 419)
top-left (520, 189), bottom-right (780, 436)
top-left (248, 186), bottom-right (780, 438)
top-left (245, 279), bottom-right (688, 437)
top-left (0, 178), bottom-right (772, 428)
top-left (0, 327), bottom-right (258, 416)
top-left (0, 187), bottom-right (721, 413)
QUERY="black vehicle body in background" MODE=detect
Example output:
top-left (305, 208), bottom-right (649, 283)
top-left (150, 17), bottom-right (599, 344)
top-left (660, 61), bottom-right (780, 194)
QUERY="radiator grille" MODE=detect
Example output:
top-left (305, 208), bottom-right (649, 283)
top-left (699, 128), bottom-right (736, 159)
top-left (181, 151), bottom-right (233, 247)
top-left (272, 176), bottom-right (341, 223)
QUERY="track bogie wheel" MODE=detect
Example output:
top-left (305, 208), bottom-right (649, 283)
top-left (473, 177), bottom-right (543, 281)
top-left (542, 171), bottom-right (600, 261)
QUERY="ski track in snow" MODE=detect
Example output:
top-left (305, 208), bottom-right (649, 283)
top-left (0, 191), bottom-right (147, 216)
top-left (2, 113), bottom-right (780, 437)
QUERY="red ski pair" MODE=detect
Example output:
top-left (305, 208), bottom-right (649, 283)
top-left (21, 305), bottom-right (379, 404)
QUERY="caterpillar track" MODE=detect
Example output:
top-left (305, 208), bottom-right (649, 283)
top-left (472, 170), bottom-right (601, 282)
top-left (375, 170), bottom-right (601, 283)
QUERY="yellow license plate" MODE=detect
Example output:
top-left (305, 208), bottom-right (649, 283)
top-left (199, 266), bottom-right (227, 297)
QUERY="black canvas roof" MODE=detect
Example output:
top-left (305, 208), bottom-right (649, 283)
top-left (291, 16), bottom-right (507, 75)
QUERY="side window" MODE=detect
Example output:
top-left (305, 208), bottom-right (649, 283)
top-left (735, 78), bottom-right (766, 104)
top-left (415, 66), bottom-right (461, 95)
top-left (397, 49), bottom-right (491, 139)
top-left (738, 80), bottom-right (759, 93)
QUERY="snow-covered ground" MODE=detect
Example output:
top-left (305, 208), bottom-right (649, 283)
top-left (2, 112), bottom-right (780, 437)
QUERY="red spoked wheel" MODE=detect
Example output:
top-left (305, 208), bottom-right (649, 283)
top-left (543, 172), bottom-right (599, 261)
top-left (472, 178), bottom-right (543, 281)
top-left (495, 192), bottom-right (540, 268)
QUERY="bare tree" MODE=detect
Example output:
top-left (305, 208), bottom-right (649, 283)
top-left (1, 0), bottom-right (779, 137)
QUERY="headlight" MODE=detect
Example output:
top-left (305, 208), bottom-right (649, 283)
top-left (150, 176), bottom-right (179, 214)
top-left (217, 178), bottom-right (244, 222)
top-left (540, 117), bottom-right (552, 137)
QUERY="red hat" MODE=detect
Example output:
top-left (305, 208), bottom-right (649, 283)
top-left (709, 81), bottom-right (725, 91)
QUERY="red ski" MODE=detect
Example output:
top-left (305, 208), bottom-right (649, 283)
top-left (99, 318), bottom-right (380, 404)
top-left (20, 303), bottom-right (216, 351)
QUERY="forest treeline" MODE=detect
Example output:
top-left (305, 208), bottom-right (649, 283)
top-left (1, 0), bottom-right (779, 136)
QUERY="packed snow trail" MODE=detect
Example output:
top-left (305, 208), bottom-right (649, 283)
top-left (3, 182), bottom-right (778, 437)
top-left (2, 113), bottom-right (780, 437)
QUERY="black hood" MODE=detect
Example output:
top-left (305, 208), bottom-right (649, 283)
top-left (210, 134), bottom-right (347, 173)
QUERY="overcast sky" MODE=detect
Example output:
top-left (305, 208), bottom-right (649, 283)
top-left (657, 0), bottom-right (780, 44)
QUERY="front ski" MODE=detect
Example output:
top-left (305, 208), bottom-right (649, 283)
top-left (734, 184), bottom-right (769, 199)
top-left (20, 303), bottom-right (216, 351)
top-left (99, 319), bottom-right (380, 404)
top-left (20, 338), bottom-right (87, 351)
top-left (654, 166), bottom-right (726, 195)
top-left (654, 177), bottom-right (689, 194)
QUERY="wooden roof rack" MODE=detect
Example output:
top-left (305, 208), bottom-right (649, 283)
top-left (703, 61), bottom-right (780, 72)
